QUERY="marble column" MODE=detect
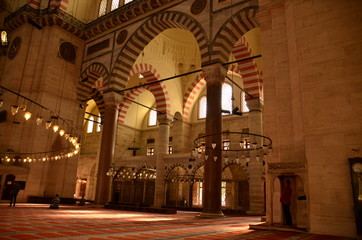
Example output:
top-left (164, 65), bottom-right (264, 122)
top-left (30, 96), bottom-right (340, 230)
top-left (198, 62), bottom-right (226, 218)
top-left (246, 97), bottom-right (265, 215)
top-left (153, 113), bottom-right (172, 207)
top-left (94, 91), bottom-right (123, 205)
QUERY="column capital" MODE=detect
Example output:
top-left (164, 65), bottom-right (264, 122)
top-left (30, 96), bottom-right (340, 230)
top-left (202, 62), bottom-right (227, 85)
top-left (246, 98), bottom-right (264, 112)
top-left (157, 113), bottom-right (172, 125)
top-left (103, 91), bottom-right (123, 107)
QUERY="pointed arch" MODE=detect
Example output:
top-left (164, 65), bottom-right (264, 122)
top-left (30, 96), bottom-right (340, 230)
top-left (182, 74), bottom-right (206, 122)
top-left (118, 63), bottom-right (170, 124)
top-left (232, 36), bottom-right (262, 99)
top-left (78, 62), bottom-right (109, 118)
top-left (211, 5), bottom-right (259, 63)
top-left (109, 11), bottom-right (209, 93)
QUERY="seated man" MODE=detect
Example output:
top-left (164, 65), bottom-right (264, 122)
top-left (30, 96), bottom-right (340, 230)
top-left (49, 194), bottom-right (60, 209)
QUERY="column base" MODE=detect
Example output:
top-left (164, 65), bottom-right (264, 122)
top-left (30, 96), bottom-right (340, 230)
top-left (246, 210), bottom-right (265, 216)
top-left (196, 212), bottom-right (225, 218)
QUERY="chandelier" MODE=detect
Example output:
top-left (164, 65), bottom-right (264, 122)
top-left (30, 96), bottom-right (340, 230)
top-left (0, 85), bottom-right (81, 163)
top-left (107, 163), bottom-right (157, 180)
top-left (193, 130), bottom-right (272, 164)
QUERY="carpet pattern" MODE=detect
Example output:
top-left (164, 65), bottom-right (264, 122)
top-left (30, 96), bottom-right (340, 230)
top-left (0, 204), bottom-right (353, 240)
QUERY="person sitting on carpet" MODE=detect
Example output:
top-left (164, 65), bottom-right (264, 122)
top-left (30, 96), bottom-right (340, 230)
top-left (49, 194), bottom-right (60, 209)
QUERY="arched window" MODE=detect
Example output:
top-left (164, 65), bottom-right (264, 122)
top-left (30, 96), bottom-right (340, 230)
top-left (222, 83), bottom-right (232, 115)
top-left (96, 114), bottom-right (101, 132)
top-left (241, 92), bottom-right (249, 112)
top-left (87, 116), bottom-right (94, 133)
top-left (199, 95), bottom-right (207, 119)
top-left (98, 0), bottom-right (107, 17)
top-left (148, 109), bottom-right (157, 126)
top-left (111, 0), bottom-right (120, 11)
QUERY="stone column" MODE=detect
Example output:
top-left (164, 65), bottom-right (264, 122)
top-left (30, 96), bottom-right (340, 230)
top-left (153, 113), bottom-right (171, 207)
top-left (94, 91), bottom-right (122, 205)
top-left (198, 62), bottom-right (226, 218)
top-left (246, 97), bottom-right (265, 215)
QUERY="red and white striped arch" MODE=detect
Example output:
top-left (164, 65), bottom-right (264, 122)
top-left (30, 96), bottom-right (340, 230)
top-left (118, 63), bottom-right (170, 124)
top-left (182, 37), bottom-right (261, 122)
top-left (232, 37), bottom-right (263, 99)
top-left (182, 74), bottom-right (206, 122)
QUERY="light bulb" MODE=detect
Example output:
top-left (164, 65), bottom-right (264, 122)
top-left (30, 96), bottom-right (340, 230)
top-left (24, 111), bottom-right (32, 120)
top-left (212, 143), bottom-right (216, 149)
top-left (53, 125), bottom-right (59, 132)
top-left (19, 105), bottom-right (26, 111)
top-left (64, 133), bottom-right (70, 139)
top-left (36, 116), bottom-right (43, 125)
top-left (11, 105), bottom-right (19, 115)
top-left (45, 121), bottom-right (52, 129)
top-left (59, 129), bottom-right (65, 136)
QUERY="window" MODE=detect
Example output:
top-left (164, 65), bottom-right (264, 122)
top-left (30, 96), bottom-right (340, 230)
top-left (221, 181), bottom-right (226, 206)
top-left (222, 83), bottom-right (232, 115)
top-left (241, 92), bottom-right (249, 112)
top-left (148, 109), bottom-right (157, 126)
top-left (168, 146), bottom-right (173, 154)
top-left (147, 147), bottom-right (154, 156)
top-left (86, 116), bottom-right (94, 133)
top-left (111, 0), bottom-right (120, 11)
top-left (98, 0), bottom-right (107, 17)
top-left (198, 96), bottom-right (207, 119)
top-left (96, 114), bottom-right (101, 132)
top-left (196, 182), bottom-right (203, 205)
top-left (124, 0), bottom-right (133, 4)
top-left (198, 83), bottom-right (233, 119)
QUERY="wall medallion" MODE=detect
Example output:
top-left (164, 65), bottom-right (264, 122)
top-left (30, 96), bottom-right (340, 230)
top-left (191, 0), bottom-right (207, 15)
top-left (59, 41), bottom-right (77, 62)
top-left (116, 30), bottom-right (128, 45)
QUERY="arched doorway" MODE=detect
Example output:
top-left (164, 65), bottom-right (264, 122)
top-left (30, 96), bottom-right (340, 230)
top-left (166, 166), bottom-right (189, 207)
top-left (1, 174), bottom-right (15, 200)
top-left (112, 167), bottom-right (156, 206)
top-left (222, 163), bottom-right (249, 211)
top-left (272, 175), bottom-right (307, 228)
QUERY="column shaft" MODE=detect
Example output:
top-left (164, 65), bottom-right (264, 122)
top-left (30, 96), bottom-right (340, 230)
top-left (153, 114), bottom-right (171, 207)
top-left (199, 63), bottom-right (226, 217)
top-left (94, 92), bottom-right (122, 205)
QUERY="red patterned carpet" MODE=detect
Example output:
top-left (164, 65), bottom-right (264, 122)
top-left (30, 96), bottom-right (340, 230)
top-left (0, 203), bottom-right (352, 240)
